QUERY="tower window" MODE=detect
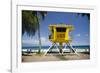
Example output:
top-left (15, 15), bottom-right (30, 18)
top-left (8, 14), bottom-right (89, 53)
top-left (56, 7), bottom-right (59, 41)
top-left (56, 27), bottom-right (66, 32)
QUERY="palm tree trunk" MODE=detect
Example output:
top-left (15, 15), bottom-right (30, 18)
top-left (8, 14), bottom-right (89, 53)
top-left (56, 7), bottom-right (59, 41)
top-left (38, 23), bottom-right (41, 54)
top-left (36, 15), bottom-right (42, 54)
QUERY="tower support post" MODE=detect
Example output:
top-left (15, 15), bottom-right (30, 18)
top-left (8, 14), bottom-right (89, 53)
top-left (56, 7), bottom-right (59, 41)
top-left (59, 43), bottom-right (63, 55)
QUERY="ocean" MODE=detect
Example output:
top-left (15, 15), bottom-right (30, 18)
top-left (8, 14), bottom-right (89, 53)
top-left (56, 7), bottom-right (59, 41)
top-left (22, 45), bottom-right (90, 50)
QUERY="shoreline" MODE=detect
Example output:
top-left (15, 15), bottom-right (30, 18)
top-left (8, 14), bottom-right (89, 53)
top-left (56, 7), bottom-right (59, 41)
top-left (22, 48), bottom-right (90, 52)
top-left (22, 48), bottom-right (90, 62)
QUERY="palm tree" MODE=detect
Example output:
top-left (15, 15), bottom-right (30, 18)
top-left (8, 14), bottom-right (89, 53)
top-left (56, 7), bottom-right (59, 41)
top-left (77, 13), bottom-right (90, 20)
top-left (22, 10), bottom-right (47, 54)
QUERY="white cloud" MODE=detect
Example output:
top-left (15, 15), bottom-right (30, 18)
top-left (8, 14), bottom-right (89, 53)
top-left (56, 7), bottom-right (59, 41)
top-left (22, 37), bottom-right (51, 46)
top-left (76, 34), bottom-right (81, 37)
top-left (22, 39), bottom-right (39, 45)
top-left (41, 37), bottom-right (46, 42)
top-left (41, 37), bottom-right (51, 46)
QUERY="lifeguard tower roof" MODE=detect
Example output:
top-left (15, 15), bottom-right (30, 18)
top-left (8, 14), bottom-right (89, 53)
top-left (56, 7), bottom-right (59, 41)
top-left (49, 24), bottom-right (74, 30)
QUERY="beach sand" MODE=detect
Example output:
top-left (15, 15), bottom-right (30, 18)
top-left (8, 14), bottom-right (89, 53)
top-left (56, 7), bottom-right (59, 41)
top-left (22, 52), bottom-right (90, 62)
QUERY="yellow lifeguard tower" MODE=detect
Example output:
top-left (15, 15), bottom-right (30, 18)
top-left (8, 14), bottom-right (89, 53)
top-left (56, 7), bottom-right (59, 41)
top-left (49, 24), bottom-right (73, 43)
top-left (45, 24), bottom-right (77, 55)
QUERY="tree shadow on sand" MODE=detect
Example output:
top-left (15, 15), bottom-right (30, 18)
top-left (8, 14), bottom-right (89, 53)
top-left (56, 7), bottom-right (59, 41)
top-left (54, 54), bottom-right (68, 60)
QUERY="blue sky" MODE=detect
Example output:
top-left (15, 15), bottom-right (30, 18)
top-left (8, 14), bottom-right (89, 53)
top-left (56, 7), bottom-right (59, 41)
top-left (22, 11), bottom-right (90, 47)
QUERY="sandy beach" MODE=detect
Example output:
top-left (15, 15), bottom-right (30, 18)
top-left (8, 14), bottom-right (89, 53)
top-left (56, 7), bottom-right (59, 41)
top-left (22, 52), bottom-right (90, 62)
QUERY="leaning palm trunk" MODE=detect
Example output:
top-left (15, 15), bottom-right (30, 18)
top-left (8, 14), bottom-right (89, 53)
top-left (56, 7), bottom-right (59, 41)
top-left (36, 16), bottom-right (42, 54)
top-left (38, 23), bottom-right (42, 54)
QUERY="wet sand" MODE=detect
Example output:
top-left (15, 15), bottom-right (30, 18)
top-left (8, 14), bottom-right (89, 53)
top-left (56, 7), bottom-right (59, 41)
top-left (22, 52), bottom-right (90, 62)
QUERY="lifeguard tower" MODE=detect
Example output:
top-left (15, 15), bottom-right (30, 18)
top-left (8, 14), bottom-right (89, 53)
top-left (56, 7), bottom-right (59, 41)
top-left (45, 24), bottom-right (77, 55)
